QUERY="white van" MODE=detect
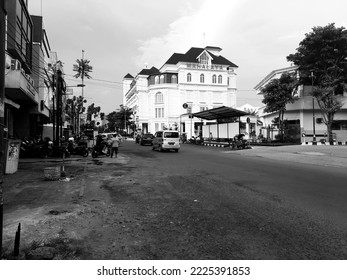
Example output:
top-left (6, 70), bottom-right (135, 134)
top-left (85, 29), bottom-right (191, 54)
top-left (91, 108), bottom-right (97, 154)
top-left (152, 130), bottom-right (180, 152)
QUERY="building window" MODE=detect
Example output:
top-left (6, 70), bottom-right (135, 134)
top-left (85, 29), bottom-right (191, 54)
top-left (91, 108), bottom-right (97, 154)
top-left (172, 75), bottom-right (177, 84)
top-left (155, 108), bottom-right (164, 118)
top-left (200, 52), bottom-right (208, 64)
top-left (187, 73), bottom-right (191, 82)
top-left (200, 106), bottom-right (208, 111)
top-left (332, 120), bottom-right (347, 130)
top-left (155, 92), bottom-right (163, 104)
top-left (200, 74), bottom-right (205, 83)
top-left (218, 75), bottom-right (222, 84)
top-left (212, 75), bottom-right (216, 83)
top-left (155, 76), bottom-right (159, 84)
top-left (160, 75), bottom-right (164, 84)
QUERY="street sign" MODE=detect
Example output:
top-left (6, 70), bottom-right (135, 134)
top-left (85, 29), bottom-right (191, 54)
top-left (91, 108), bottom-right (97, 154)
top-left (65, 88), bottom-right (73, 95)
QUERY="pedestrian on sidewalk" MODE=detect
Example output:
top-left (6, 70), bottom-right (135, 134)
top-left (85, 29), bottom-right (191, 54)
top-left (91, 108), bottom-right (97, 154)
top-left (110, 135), bottom-right (120, 158)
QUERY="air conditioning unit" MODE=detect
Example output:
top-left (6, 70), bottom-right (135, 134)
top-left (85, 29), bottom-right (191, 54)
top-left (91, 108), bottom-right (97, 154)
top-left (316, 118), bottom-right (323, 124)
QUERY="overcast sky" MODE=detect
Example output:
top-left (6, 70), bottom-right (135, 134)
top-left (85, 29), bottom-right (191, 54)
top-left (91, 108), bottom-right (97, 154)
top-left (28, 0), bottom-right (347, 114)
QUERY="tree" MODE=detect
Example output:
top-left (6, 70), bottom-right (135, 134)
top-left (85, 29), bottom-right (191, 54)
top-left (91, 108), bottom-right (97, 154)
top-left (72, 55), bottom-right (93, 99)
top-left (261, 72), bottom-right (299, 141)
top-left (106, 105), bottom-right (133, 134)
top-left (65, 96), bottom-right (87, 135)
top-left (86, 103), bottom-right (101, 122)
top-left (73, 58), bottom-right (92, 83)
top-left (287, 23), bottom-right (347, 143)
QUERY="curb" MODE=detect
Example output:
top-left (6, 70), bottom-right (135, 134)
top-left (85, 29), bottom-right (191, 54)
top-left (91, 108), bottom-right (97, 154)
top-left (203, 143), bottom-right (229, 148)
top-left (302, 141), bottom-right (347, 146)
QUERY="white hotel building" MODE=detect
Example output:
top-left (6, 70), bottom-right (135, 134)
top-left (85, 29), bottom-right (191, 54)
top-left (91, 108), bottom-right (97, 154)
top-left (123, 46), bottom-right (238, 138)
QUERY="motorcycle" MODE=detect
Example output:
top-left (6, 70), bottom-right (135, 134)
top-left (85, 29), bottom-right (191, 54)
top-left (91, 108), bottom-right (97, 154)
top-left (91, 135), bottom-right (110, 158)
top-left (20, 137), bottom-right (54, 158)
top-left (67, 140), bottom-right (89, 157)
top-left (229, 134), bottom-right (250, 149)
top-left (188, 135), bottom-right (204, 145)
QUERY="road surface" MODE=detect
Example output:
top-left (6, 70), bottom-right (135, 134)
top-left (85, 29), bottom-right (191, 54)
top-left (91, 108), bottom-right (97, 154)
top-left (3, 141), bottom-right (347, 259)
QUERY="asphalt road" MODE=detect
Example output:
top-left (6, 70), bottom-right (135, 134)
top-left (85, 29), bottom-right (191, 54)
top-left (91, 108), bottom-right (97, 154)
top-left (131, 142), bottom-right (347, 225)
top-left (111, 141), bottom-right (347, 259)
top-left (3, 140), bottom-right (347, 259)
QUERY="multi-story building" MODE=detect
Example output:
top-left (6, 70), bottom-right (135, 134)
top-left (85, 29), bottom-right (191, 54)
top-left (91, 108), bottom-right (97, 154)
top-left (31, 15), bottom-right (53, 129)
top-left (123, 46), bottom-right (238, 138)
top-left (4, 0), bottom-right (57, 140)
top-left (255, 66), bottom-right (347, 143)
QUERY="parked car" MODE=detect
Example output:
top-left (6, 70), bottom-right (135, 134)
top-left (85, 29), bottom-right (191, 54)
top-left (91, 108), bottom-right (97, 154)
top-left (140, 133), bottom-right (154, 146)
top-left (152, 130), bottom-right (180, 152)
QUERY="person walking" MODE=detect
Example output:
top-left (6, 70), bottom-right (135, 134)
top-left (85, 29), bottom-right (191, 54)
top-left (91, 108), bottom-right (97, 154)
top-left (110, 135), bottom-right (120, 158)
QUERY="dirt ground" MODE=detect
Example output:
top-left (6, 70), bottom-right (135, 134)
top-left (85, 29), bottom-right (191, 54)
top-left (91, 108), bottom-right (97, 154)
top-left (2, 143), bottom-right (347, 260)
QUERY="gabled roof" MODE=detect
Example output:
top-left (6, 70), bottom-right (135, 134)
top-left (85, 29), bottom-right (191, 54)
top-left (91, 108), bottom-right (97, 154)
top-left (163, 47), bottom-right (238, 67)
top-left (123, 73), bottom-right (134, 79)
top-left (192, 106), bottom-right (247, 120)
top-left (138, 66), bottom-right (159, 76)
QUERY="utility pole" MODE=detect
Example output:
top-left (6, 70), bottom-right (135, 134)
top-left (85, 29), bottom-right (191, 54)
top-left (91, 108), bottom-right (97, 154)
top-left (81, 50), bottom-right (84, 97)
top-left (0, 0), bottom-right (6, 257)
top-left (55, 70), bottom-right (63, 146)
top-left (311, 71), bottom-right (316, 145)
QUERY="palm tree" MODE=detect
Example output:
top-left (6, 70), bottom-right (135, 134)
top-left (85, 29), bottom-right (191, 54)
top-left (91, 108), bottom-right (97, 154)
top-left (72, 50), bottom-right (93, 97)
top-left (72, 51), bottom-right (92, 134)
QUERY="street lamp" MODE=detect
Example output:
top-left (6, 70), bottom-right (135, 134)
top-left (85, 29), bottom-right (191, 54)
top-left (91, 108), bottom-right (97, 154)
top-left (311, 71), bottom-right (316, 145)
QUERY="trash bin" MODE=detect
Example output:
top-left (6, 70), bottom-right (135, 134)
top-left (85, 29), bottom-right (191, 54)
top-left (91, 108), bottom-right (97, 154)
top-left (5, 139), bottom-right (21, 174)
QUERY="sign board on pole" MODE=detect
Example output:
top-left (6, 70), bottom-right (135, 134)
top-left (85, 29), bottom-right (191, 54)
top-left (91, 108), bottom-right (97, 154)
top-left (65, 88), bottom-right (73, 95)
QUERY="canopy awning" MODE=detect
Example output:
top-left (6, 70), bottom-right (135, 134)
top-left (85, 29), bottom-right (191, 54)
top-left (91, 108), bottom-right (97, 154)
top-left (192, 106), bottom-right (248, 120)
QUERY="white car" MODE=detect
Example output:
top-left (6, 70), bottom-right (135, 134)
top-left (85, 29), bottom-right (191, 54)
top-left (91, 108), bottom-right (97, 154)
top-left (152, 130), bottom-right (180, 152)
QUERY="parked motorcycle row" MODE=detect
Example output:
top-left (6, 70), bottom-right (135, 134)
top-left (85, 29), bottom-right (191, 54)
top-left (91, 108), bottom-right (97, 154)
top-left (20, 137), bottom-right (88, 159)
top-left (20, 137), bottom-right (70, 158)
top-left (185, 133), bottom-right (250, 149)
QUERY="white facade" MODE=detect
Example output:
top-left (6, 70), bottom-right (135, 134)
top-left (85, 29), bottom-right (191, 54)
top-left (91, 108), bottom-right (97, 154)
top-left (123, 47), bottom-right (238, 138)
top-left (255, 66), bottom-right (347, 143)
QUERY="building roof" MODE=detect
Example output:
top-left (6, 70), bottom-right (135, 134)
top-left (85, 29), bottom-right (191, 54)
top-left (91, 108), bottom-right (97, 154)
top-left (192, 106), bottom-right (248, 120)
top-left (138, 66), bottom-right (159, 76)
top-left (163, 47), bottom-right (238, 68)
top-left (205, 46), bottom-right (222, 52)
top-left (165, 53), bottom-right (185, 65)
top-left (123, 73), bottom-right (134, 79)
top-left (254, 65), bottom-right (298, 91)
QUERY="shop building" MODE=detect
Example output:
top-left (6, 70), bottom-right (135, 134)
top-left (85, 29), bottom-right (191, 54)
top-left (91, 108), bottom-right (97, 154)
top-left (4, 0), bottom-right (57, 140)
top-left (255, 66), bottom-right (347, 143)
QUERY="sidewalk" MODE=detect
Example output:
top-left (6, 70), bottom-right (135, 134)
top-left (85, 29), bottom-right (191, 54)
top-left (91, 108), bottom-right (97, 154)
top-left (225, 145), bottom-right (347, 169)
